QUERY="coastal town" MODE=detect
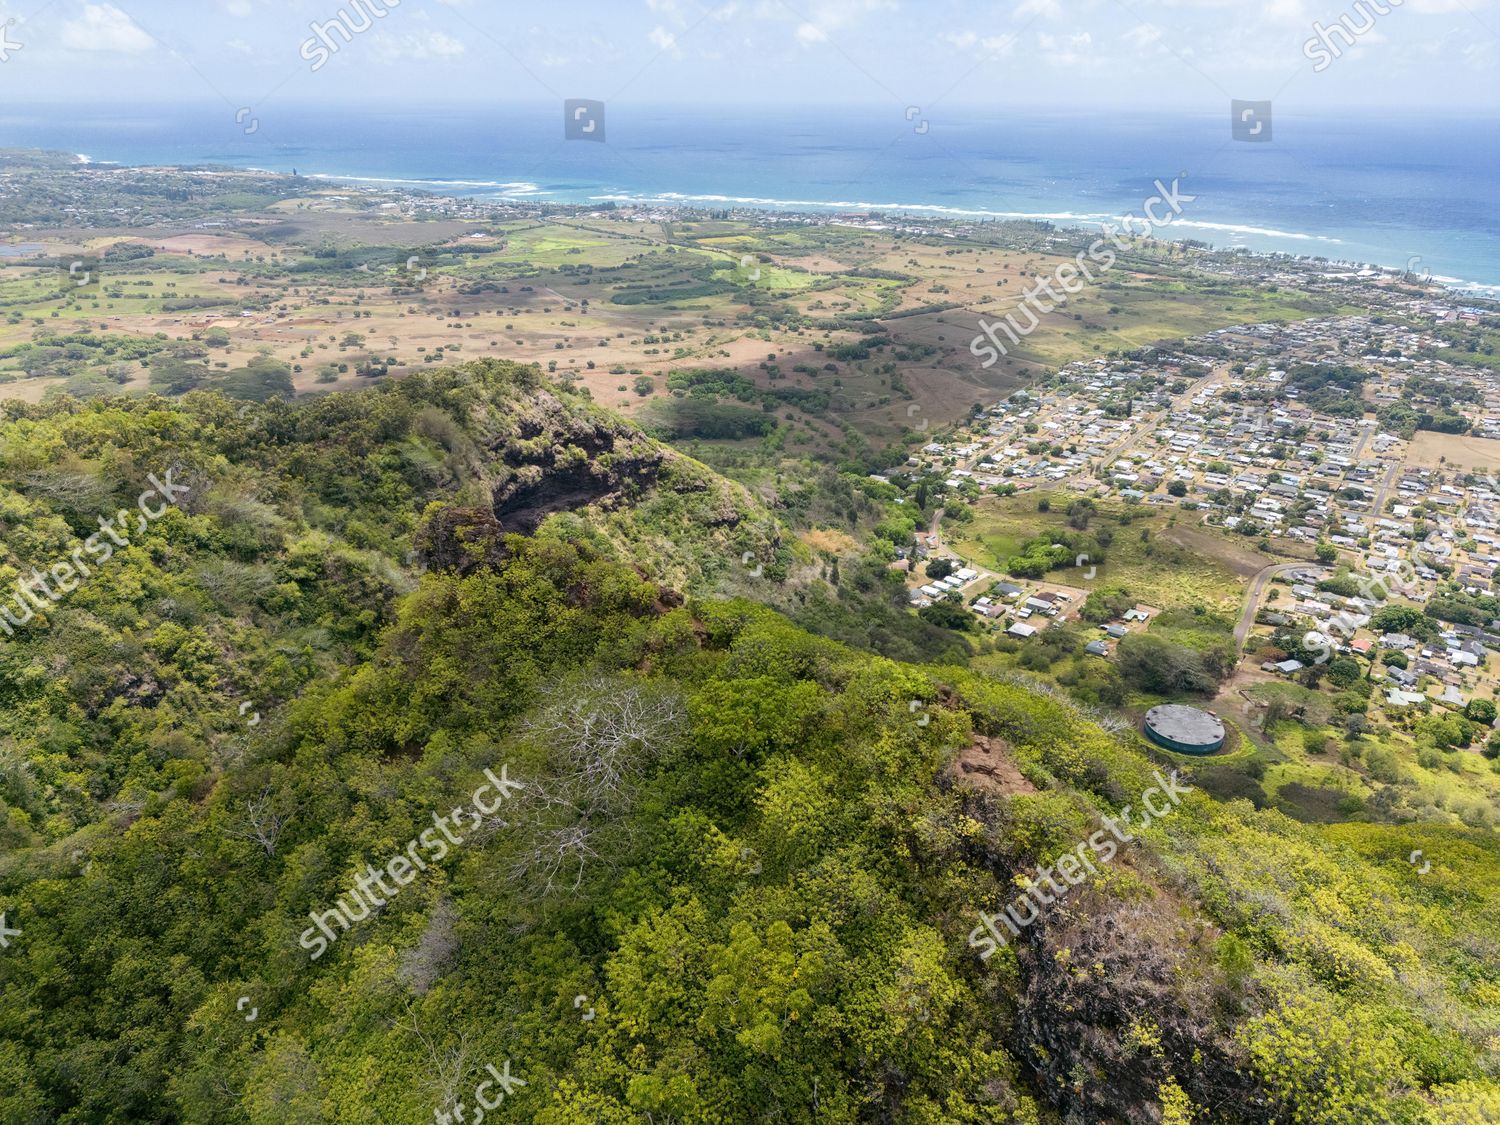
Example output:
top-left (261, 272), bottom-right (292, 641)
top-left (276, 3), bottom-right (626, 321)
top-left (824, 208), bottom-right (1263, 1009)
top-left (4, 157), bottom-right (1499, 723)
top-left (897, 291), bottom-right (1500, 717)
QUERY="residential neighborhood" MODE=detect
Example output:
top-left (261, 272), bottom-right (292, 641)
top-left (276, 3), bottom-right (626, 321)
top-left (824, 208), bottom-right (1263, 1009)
top-left (888, 296), bottom-right (1500, 719)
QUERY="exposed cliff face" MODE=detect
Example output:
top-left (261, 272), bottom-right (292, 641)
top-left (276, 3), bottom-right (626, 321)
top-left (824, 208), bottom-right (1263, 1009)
top-left (486, 391), bottom-right (675, 535)
top-left (411, 373), bottom-right (778, 592)
top-left (1009, 898), bottom-right (1262, 1122)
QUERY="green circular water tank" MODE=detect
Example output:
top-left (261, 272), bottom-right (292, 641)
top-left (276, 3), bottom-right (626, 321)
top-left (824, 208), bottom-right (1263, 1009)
top-left (1144, 704), bottom-right (1225, 755)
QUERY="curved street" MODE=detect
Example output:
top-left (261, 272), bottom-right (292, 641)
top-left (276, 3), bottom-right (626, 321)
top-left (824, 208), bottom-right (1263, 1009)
top-left (1235, 562), bottom-right (1330, 650)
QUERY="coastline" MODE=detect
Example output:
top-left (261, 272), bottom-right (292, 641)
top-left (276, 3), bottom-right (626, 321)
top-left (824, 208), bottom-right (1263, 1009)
top-left (306, 170), bottom-right (1500, 298)
top-left (20, 154), bottom-right (1500, 299)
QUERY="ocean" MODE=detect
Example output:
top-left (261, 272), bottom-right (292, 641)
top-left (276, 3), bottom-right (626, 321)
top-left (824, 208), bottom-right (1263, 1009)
top-left (4, 103), bottom-right (1497, 294)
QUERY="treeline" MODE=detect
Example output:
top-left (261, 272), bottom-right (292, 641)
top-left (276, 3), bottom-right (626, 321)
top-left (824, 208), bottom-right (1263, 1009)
top-left (1378, 400), bottom-right (1472, 438)
top-left (642, 397), bottom-right (776, 440)
top-left (1116, 606), bottom-right (1239, 696)
top-left (1006, 529), bottom-right (1107, 579)
top-left (1285, 364), bottom-right (1370, 418)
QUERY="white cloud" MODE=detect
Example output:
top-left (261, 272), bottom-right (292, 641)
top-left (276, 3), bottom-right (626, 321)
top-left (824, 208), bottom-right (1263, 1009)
top-left (1460, 37), bottom-right (1495, 66)
top-left (60, 4), bottom-right (154, 53)
top-left (940, 27), bottom-right (1017, 56)
top-left (1037, 30), bottom-right (1094, 66)
top-left (372, 31), bottom-right (467, 61)
top-left (1014, 0), bottom-right (1060, 18)
top-left (1408, 0), bottom-right (1496, 11)
top-left (648, 25), bottom-right (679, 52)
top-left (1123, 23), bottom-right (1164, 49)
top-left (792, 0), bottom-right (896, 47)
top-left (1263, 0), bottom-right (1313, 26)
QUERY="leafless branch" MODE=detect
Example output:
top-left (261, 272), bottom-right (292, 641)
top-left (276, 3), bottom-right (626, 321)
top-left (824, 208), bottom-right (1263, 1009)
top-left (508, 674), bottom-right (684, 897)
top-left (228, 785), bottom-right (294, 857)
top-left (389, 997), bottom-right (473, 1113)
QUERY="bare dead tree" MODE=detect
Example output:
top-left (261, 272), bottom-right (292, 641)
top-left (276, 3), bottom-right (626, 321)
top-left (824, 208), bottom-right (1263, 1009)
top-left (389, 996), bottom-right (474, 1116)
top-left (522, 673), bottom-right (685, 804)
top-left (19, 468), bottom-right (116, 512)
top-left (509, 807), bottom-right (608, 897)
top-left (398, 899), bottom-right (460, 996)
top-left (509, 674), bottom-right (685, 897)
top-left (229, 785), bottom-right (294, 858)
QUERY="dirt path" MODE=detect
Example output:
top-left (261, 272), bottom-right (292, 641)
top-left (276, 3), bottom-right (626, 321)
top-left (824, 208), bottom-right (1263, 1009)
top-left (954, 735), bottom-right (1038, 795)
top-left (1210, 666), bottom-right (1279, 751)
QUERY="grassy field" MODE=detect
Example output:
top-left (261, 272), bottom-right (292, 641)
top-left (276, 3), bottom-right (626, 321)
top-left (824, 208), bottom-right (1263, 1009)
top-left (1007, 277), bottom-right (1366, 368)
top-left (1406, 430), bottom-right (1500, 471)
top-left (1257, 720), bottom-right (1500, 829)
top-left (950, 492), bottom-right (1264, 613)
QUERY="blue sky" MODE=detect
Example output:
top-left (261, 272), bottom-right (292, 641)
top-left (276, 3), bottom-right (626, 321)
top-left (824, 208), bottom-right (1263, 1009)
top-left (0, 0), bottom-right (1493, 112)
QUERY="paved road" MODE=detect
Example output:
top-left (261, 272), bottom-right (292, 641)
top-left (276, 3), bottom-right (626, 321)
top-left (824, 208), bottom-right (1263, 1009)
top-left (917, 506), bottom-right (1011, 595)
top-left (1371, 461), bottom-right (1400, 516)
top-left (1234, 562), bottom-right (1330, 650)
top-left (1071, 369), bottom-right (1231, 488)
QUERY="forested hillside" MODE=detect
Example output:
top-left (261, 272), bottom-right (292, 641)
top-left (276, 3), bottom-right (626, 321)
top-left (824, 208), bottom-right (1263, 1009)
top-left (0, 359), bottom-right (783, 831)
top-left (0, 364), bottom-right (1496, 1123)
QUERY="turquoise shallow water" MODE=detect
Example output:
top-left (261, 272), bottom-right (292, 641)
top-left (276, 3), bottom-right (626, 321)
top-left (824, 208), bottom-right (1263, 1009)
top-left (4, 103), bottom-right (1497, 293)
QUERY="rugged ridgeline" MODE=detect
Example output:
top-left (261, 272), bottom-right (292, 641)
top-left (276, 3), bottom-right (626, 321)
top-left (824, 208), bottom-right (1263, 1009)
top-left (0, 364), bottom-right (1495, 1124)
top-left (0, 358), bottom-right (784, 858)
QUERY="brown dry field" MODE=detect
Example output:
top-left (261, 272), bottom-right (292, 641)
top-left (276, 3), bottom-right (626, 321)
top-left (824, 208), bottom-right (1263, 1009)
top-left (0, 375), bottom-right (66, 403)
top-left (800, 529), bottom-right (862, 555)
top-left (1405, 431), bottom-right (1500, 471)
top-left (131, 233), bottom-right (272, 257)
top-left (1163, 523), bottom-right (1315, 578)
top-left (0, 206), bottom-right (1334, 454)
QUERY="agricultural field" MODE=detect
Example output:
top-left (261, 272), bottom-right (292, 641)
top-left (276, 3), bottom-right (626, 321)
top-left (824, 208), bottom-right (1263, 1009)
top-left (0, 168), bottom-right (1348, 459)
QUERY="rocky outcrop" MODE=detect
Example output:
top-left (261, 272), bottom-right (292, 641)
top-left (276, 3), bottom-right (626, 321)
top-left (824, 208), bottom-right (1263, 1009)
top-left (485, 390), bottom-right (674, 534)
top-left (403, 375), bottom-right (779, 593)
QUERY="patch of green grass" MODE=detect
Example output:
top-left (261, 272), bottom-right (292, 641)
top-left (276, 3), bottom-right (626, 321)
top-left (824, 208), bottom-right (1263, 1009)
top-left (999, 275), bottom-right (1361, 367)
top-left (951, 493), bottom-right (1248, 611)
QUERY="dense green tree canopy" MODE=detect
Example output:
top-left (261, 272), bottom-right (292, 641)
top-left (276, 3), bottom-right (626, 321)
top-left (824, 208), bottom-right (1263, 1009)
top-left (0, 367), bottom-right (1495, 1124)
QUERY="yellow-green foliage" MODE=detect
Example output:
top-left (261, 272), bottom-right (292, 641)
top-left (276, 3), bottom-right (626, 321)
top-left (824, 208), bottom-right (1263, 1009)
top-left (0, 374), bottom-right (1496, 1124)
